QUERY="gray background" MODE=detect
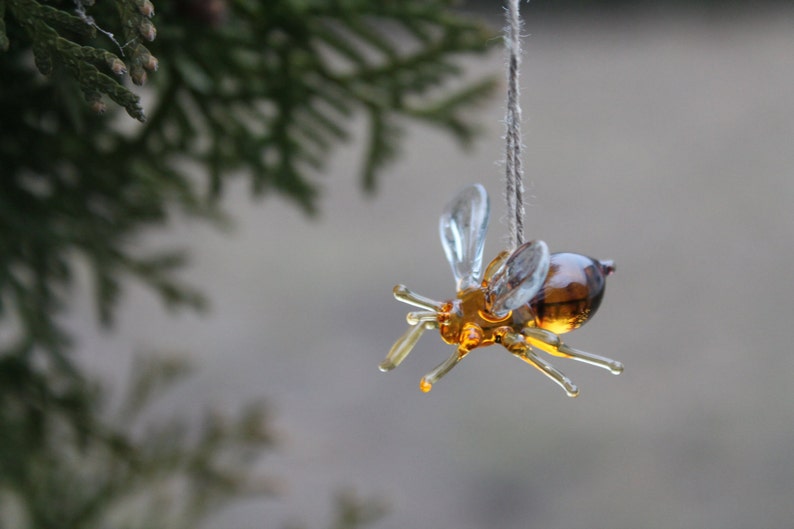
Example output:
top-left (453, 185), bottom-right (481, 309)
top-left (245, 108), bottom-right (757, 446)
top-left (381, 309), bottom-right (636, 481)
top-left (70, 6), bottom-right (794, 529)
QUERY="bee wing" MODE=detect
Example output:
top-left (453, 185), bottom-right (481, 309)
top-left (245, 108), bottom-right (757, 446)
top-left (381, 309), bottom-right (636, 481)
top-left (439, 184), bottom-right (490, 290)
top-left (487, 240), bottom-right (550, 316)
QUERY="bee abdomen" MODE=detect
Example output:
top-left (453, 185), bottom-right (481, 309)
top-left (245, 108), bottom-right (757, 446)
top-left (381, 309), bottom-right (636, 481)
top-left (530, 252), bottom-right (611, 335)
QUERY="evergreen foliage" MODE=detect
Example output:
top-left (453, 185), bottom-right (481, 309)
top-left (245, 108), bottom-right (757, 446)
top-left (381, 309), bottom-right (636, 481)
top-left (0, 0), bottom-right (494, 527)
top-left (0, 353), bottom-right (385, 528)
top-left (1, 0), bottom-right (495, 367)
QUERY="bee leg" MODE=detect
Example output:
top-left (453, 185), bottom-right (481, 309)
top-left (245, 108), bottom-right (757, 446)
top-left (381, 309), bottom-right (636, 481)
top-left (419, 323), bottom-right (483, 392)
top-left (380, 323), bottom-right (429, 372)
top-left (521, 350), bottom-right (580, 398)
top-left (419, 348), bottom-right (465, 393)
top-left (406, 311), bottom-right (438, 326)
top-left (500, 330), bottom-right (579, 397)
top-left (393, 285), bottom-right (444, 312)
top-left (523, 327), bottom-right (623, 375)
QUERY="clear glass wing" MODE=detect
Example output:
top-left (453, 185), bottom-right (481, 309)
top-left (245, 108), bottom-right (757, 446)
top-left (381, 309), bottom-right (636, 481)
top-left (487, 240), bottom-right (550, 316)
top-left (439, 184), bottom-right (490, 291)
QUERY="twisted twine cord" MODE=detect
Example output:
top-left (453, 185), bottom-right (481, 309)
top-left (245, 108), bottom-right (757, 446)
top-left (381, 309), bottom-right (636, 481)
top-left (504, 0), bottom-right (525, 250)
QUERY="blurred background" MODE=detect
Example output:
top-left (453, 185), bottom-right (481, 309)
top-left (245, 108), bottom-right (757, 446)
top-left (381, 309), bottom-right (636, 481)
top-left (6, 1), bottom-right (794, 528)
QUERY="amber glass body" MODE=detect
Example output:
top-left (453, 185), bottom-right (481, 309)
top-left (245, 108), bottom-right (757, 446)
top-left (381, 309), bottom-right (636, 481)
top-left (530, 252), bottom-right (609, 335)
top-left (438, 252), bottom-right (609, 349)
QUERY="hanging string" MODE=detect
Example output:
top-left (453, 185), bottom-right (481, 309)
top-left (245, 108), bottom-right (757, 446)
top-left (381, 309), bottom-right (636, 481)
top-left (504, 0), bottom-right (525, 250)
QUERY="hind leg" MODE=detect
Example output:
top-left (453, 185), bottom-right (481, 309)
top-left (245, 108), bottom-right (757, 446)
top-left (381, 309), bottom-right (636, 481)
top-left (523, 327), bottom-right (623, 375)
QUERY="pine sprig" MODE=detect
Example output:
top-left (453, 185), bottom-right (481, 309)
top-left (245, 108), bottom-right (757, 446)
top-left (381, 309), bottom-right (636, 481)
top-left (0, 354), bottom-right (277, 529)
top-left (137, 0), bottom-right (497, 209)
top-left (2, 0), bottom-right (158, 119)
top-left (0, 53), bottom-right (212, 360)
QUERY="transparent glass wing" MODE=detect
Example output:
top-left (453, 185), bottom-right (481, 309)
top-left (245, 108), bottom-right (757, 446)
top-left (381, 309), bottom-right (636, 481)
top-left (487, 240), bottom-right (550, 316)
top-left (439, 184), bottom-right (490, 291)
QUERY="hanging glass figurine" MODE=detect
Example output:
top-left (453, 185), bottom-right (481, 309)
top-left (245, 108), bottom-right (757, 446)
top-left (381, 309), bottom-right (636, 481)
top-left (380, 184), bottom-right (623, 397)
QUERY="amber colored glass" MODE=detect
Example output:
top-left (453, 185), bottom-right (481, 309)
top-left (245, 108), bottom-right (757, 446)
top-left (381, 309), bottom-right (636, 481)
top-left (529, 253), bottom-right (611, 335)
top-left (383, 184), bottom-right (622, 396)
top-left (438, 252), bottom-right (609, 350)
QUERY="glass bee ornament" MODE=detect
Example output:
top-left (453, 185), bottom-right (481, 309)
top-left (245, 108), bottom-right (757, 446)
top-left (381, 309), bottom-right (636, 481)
top-left (379, 184), bottom-right (623, 397)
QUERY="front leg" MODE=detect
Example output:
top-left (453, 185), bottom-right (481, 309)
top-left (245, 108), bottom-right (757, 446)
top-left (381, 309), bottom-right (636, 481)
top-left (419, 323), bottom-right (483, 392)
top-left (380, 323), bottom-right (428, 372)
top-left (393, 284), bottom-right (444, 312)
top-left (419, 349), bottom-right (462, 393)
